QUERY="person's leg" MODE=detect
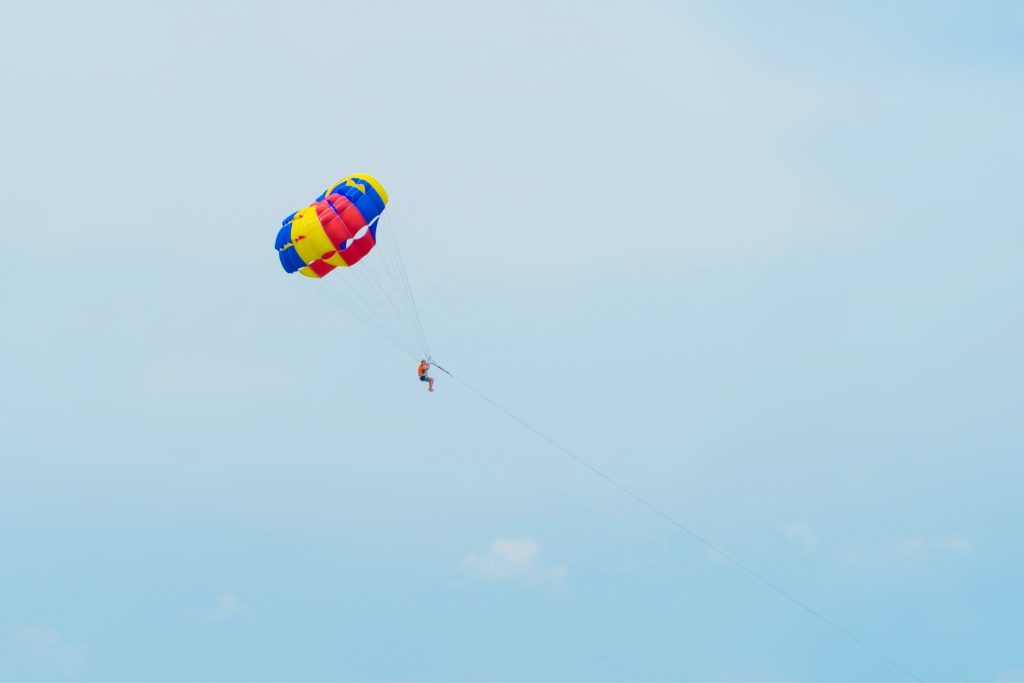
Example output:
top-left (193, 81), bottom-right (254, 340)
top-left (428, 377), bottom-right (435, 392)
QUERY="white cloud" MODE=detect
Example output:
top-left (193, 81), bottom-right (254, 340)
top-left (889, 536), bottom-right (929, 562)
top-left (461, 538), bottom-right (566, 587)
top-left (547, 564), bottom-right (568, 583)
top-left (835, 534), bottom-right (975, 569)
top-left (3, 625), bottom-right (88, 676)
top-left (462, 538), bottom-right (538, 580)
top-left (834, 538), bottom-right (869, 569)
top-left (940, 535), bottom-right (974, 555)
top-left (779, 521), bottom-right (818, 554)
top-left (196, 593), bottom-right (254, 622)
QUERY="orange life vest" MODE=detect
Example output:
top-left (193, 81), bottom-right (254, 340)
top-left (417, 361), bottom-right (429, 377)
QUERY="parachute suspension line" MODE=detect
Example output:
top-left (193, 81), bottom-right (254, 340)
top-left (316, 261), bottom-right (410, 350)
top-left (371, 215), bottom-right (413, 333)
top-left (362, 230), bottom-right (425, 356)
top-left (312, 279), bottom-right (404, 356)
top-left (315, 208), bottom-right (431, 361)
top-left (440, 369), bottom-right (923, 683)
top-left (370, 232), bottom-right (425, 353)
top-left (338, 231), bottom-right (410, 342)
top-left (382, 224), bottom-right (429, 356)
top-left (381, 211), bottom-right (431, 357)
top-left (345, 250), bottom-right (414, 346)
top-left (305, 206), bottom-right (435, 361)
top-left (367, 217), bottom-right (425, 357)
top-left (311, 277), bottom-right (420, 361)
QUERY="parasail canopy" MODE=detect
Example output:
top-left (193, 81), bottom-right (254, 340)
top-left (275, 174), bottom-right (389, 278)
top-left (274, 174), bottom-right (430, 359)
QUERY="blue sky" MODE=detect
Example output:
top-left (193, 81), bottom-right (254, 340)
top-left (1, 1), bottom-right (1022, 680)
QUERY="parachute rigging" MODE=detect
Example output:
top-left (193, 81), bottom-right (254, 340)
top-left (275, 174), bottom-right (430, 360)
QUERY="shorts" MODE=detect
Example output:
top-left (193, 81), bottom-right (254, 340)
top-left (419, 375), bottom-right (429, 381)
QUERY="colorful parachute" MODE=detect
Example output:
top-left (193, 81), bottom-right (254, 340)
top-left (274, 174), bottom-right (430, 359)
top-left (275, 174), bottom-right (389, 278)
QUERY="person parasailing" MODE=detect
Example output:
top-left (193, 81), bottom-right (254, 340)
top-left (417, 359), bottom-right (435, 392)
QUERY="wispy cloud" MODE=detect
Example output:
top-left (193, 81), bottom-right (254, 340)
top-left (996, 669), bottom-right (1024, 682)
top-left (461, 538), bottom-right (567, 587)
top-left (776, 523), bottom-right (973, 569)
top-left (779, 521), bottom-right (818, 554)
top-left (3, 625), bottom-right (88, 677)
top-left (835, 535), bottom-right (975, 570)
top-left (195, 593), bottom-right (254, 622)
top-left (938, 535), bottom-right (974, 555)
